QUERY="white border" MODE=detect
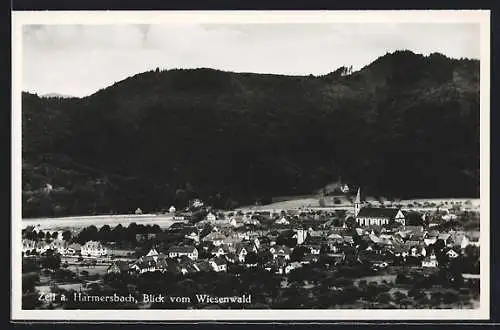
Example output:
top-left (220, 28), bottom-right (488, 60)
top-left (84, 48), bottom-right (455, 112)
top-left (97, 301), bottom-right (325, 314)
top-left (11, 10), bottom-right (491, 321)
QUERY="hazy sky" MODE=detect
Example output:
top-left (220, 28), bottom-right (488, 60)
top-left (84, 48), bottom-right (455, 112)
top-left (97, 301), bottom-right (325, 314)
top-left (22, 23), bottom-right (480, 97)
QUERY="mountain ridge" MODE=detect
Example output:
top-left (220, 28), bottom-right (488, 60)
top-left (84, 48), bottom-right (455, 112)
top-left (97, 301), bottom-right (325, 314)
top-left (21, 50), bottom-right (480, 217)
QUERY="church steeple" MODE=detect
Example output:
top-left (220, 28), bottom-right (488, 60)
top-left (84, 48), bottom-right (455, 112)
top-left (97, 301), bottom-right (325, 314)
top-left (354, 187), bottom-right (361, 216)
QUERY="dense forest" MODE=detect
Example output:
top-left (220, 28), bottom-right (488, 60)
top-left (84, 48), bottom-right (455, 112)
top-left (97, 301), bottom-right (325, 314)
top-left (21, 50), bottom-right (480, 217)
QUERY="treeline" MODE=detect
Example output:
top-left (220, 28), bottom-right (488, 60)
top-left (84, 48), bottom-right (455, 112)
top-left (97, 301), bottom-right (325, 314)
top-left (22, 50), bottom-right (480, 217)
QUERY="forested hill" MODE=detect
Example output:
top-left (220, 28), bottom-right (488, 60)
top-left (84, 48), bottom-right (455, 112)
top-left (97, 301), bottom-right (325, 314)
top-left (22, 50), bottom-right (480, 217)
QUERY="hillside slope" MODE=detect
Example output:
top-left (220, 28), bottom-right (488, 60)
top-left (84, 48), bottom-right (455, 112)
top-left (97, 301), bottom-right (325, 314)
top-left (21, 50), bottom-right (480, 217)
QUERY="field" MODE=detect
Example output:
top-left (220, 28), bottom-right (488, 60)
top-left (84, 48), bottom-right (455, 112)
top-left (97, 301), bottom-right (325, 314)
top-left (238, 196), bottom-right (480, 213)
top-left (22, 214), bottom-right (176, 231)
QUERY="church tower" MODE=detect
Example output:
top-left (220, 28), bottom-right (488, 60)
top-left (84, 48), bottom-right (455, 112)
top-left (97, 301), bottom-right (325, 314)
top-left (354, 187), bottom-right (362, 217)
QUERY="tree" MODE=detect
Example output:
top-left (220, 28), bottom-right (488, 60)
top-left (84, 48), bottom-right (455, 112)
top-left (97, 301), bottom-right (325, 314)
top-left (62, 230), bottom-right (72, 241)
top-left (290, 246), bottom-right (308, 262)
top-left (77, 225), bottom-right (99, 243)
top-left (99, 224), bottom-right (111, 242)
top-left (376, 292), bottom-right (392, 304)
top-left (41, 250), bottom-right (61, 270)
top-left (245, 252), bottom-right (258, 265)
top-left (442, 289), bottom-right (460, 305)
top-left (345, 216), bottom-right (357, 229)
top-left (393, 290), bottom-right (407, 308)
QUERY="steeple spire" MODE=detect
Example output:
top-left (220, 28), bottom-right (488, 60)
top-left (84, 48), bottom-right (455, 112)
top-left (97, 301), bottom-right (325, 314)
top-left (354, 187), bottom-right (361, 216)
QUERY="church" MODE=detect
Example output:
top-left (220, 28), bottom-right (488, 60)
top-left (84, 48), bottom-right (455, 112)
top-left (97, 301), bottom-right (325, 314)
top-left (354, 188), bottom-right (406, 227)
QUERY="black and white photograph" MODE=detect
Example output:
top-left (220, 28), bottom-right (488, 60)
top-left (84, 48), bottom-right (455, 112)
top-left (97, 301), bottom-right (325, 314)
top-left (11, 10), bottom-right (490, 321)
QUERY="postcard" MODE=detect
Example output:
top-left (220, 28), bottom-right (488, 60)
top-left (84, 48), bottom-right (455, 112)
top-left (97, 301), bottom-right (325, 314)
top-left (11, 9), bottom-right (490, 321)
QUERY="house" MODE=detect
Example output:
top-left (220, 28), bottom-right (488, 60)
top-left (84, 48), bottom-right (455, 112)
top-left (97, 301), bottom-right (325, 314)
top-left (342, 235), bottom-right (354, 246)
top-left (81, 241), bottom-right (107, 257)
top-left (184, 231), bottom-right (200, 243)
top-left (194, 260), bottom-right (212, 272)
top-left (225, 252), bottom-right (237, 263)
top-left (445, 248), bottom-right (460, 259)
top-left (169, 205), bottom-right (176, 213)
top-left (356, 207), bottom-right (406, 227)
top-left (243, 217), bottom-right (261, 226)
top-left (442, 213), bottom-right (458, 221)
top-left (222, 235), bottom-right (242, 248)
top-left (229, 217), bottom-right (245, 228)
top-left (275, 217), bottom-right (290, 225)
top-left (130, 249), bottom-right (177, 274)
top-left (64, 243), bottom-right (82, 256)
top-left (421, 253), bottom-right (439, 268)
top-left (403, 225), bottom-right (424, 233)
top-left (326, 252), bottom-right (345, 265)
top-left (407, 244), bottom-right (427, 257)
top-left (22, 239), bottom-right (36, 253)
top-left (438, 233), bottom-right (453, 246)
top-left (235, 243), bottom-right (257, 263)
top-left (206, 212), bottom-right (217, 222)
top-left (392, 244), bottom-right (409, 258)
top-left (463, 231), bottom-right (480, 248)
top-left (306, 244), bottom-right (321, 255)
top-left (269, 245), bottom-right (292, 260)
top-left (301, 253), bottom-right (319, 264)
top-left (168, 245), bottom-right (198, 260)
top-left (449, 230), bottom-right (466, 247)
top-left (424, 236), bottom-right (438, 246)
top-left (202, 232), bottom-right (225, 246)
top-left (285, 261), bottom-right (303, 274)
top-left (178, 256), bottom-right (200, 275)
top-left (191, 199), bottom-right (204, 208)
top-left (211, 246), bottom-right (227, 258)
top-left (107, 261), bottom-right (130, 275)
top-left (266, 258), bottom-right (288, 274)
top-left (210, 257), bottom-right (227, 272)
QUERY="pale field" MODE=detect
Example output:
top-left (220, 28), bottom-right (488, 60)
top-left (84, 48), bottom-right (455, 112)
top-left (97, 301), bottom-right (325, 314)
top-left (238, 196), bottom-right (480, 213)
top-left (22, 214), bottom-right (176, 231)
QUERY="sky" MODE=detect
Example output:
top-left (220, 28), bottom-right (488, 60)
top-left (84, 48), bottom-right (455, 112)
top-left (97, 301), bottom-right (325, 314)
top-left (22, 23), bottom-right (480, 98)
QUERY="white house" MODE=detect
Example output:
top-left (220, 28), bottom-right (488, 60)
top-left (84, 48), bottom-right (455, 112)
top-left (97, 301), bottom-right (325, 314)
top-left (269, 246), bottom-right (291, 260)
top-left (206, 212), bottom-right (217, 222)
top-left (275, 217), bottom-right (290, 225)
top-left (81, 241), bottom-right (107, 257)
top-left (308, 245), bottom-right (321, 255)
top-left (236, 246), bottom-right (249, 263)
top-left (461, 233), bottom-right (480, 249)
top-left (168, 245), bottom-right (198, 260)
top-left (424, 237), bottom-right (438, 246)
top-left (446, 249), bottom-right (460, 259)
top-left (229, 218), bottom-right (244, 228)
top-left (210, 257), bottom-right (227, 272)
top-left (285, 262), bottom-right (303, 274)
top-left (422, 253), bottom-right (438, 268)
top-left (203, 232), bottom-right (225, 246)
top-left (169, 205), bottom-right (176, 213)
top-left (22, 239), bottom-right (36, 253)
top-left (211, 246), bottom-right (227, 258)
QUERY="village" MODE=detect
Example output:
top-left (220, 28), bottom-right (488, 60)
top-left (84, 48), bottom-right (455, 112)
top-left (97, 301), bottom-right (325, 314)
top-left (21, 188), bottom-right (481, 310)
